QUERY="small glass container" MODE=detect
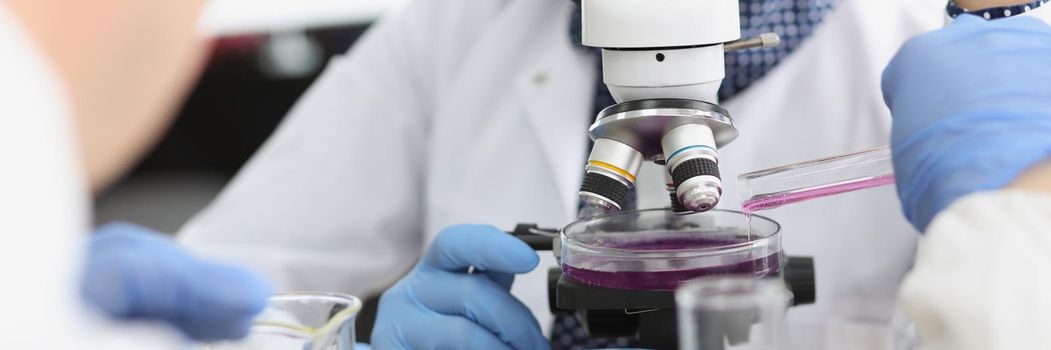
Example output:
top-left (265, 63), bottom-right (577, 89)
top-left (676, 277), bottom-right (793, 350)
top-left (560, 209), bottom-right (782, 291)
top-left (738, 146), bottom-right (895, 213)
top-left (199, 292), bottom-right (362, 350)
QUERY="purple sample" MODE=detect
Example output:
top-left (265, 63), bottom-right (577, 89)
top-left (562, 237), bottom-right (782, 291)
top-left (742, 174), bottom-right (896, 214)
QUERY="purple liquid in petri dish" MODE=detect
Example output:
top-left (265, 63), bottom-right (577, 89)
top-left (561, 237), bottom-right (782, 291)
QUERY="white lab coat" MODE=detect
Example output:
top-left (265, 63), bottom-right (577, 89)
top-left (0, 3), bottom-right (187, 348)
top-left (901, 191), bottom-right (1051, 350)
top-left (178, 0), bottom-right (946, 342)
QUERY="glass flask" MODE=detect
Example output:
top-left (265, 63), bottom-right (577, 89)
top-left (676, 277), bottom-right (792, 350)
top-left (738, 146), bottom-right (895, 213)
top-left (560, 209), bottom-right (782, 291)
top-left (198, 292), bottom-right (362, 350)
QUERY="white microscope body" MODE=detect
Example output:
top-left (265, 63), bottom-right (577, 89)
top-left (577, 0), bottom-right (777, 213)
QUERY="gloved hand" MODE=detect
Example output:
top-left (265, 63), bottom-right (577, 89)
top-left (82, 222), bottom-right (274, 341)
top-left (371, 225), bottom-right (549, 350)
top-left (882, 15), bottom-right (1051, 232)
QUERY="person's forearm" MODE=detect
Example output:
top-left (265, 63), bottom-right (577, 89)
top-left (954, 0), bottom-right (1032, 9)
top-left (900, 191), bottom-right (1051, 350)
top-left (1009, 161), bottom-right (1051, 193)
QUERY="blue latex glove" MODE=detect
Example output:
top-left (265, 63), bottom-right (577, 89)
top-left (82, 222), bottom-right (273, 341)
top-left (882, 15), bottom-right (1051, 232)
top-left (371, 225), bottom-right (549, 350)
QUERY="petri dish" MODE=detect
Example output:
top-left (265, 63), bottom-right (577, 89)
top-left (560, 209), bottom-right (782, 291)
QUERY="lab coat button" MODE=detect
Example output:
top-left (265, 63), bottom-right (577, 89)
top-left (533, 72), bottom-right (548, 85)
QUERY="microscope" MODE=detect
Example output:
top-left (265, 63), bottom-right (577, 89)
top-left (575, 0), bottom-right (780, 214)
top-left (509, 1), bottom-right (817, 349)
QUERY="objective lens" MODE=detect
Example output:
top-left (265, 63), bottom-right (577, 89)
top-left (673, 160), bottom-right (722, 211)
top-left (662, 124), bottom-right (723, 212)
top-left (579, 138), bottom-right (644, 212)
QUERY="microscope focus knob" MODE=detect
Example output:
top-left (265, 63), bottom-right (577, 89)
top-left (784, 256), bottom-right (817, 306)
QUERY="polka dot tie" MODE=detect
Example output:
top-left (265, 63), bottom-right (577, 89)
top-left (562, 2), bottom-right (837, 348)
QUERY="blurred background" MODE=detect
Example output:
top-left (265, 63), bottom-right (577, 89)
top-left (94, 0), bottom-right (410, 340)
top-left (95, 0), bottom-right (407, 231)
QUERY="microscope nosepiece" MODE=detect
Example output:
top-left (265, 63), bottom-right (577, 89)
top-left (579, 138), bottom-right (644, 212)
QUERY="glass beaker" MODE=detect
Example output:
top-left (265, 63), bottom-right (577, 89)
top-left (676, 277), bottom-right (792, 350)
top-left (199, 292), bottom-right (362, 350)
top-left (560, 209), bottom-right (782, 291)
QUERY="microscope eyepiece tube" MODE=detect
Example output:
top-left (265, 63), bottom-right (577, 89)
top-left (662, 124), bottom-right (723, 212)
top-left (579, 138), bottom-right (644, 212)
